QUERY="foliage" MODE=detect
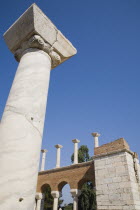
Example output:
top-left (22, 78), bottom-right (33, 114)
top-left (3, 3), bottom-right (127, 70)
top-left (78, 182), bottom-right (96, 210)
top-left (44, 185), bottom-right (53, 210)
top-left (71, 145), bottom-right (96, 210)
top-left (43, 185), bottom-right (63, 210)
top-left (71, 145), bottom-right (91, 163)
top-left (62, 203), bottom-right (73, 210)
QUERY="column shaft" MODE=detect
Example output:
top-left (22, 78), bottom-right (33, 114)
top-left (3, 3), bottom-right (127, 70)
top-left (41, 153), bottom-right (46, 171)
top-left (94, 136), bottom-right (99, 147)
top-left (74, 143), bottom-right (78, 164)
top-left (56, 148), bottom-right (61, 168)
top-left (73, 197), bottom-right (78, 210)
top-left (41, 150), bottom-right (47, 171)
top-left (0, 49), bottom-right (51, 210)
top-left (36, 199), bottom-right (41, 210)
top-left (53, 198), bottom-right (58, 210)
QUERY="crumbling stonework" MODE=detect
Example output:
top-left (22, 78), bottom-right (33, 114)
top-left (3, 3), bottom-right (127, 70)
top-left (94, 138), bottom-right (130, 156)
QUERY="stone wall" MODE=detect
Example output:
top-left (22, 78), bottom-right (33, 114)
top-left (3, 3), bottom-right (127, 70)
top-left (94, 139), bottom-right (140, 210)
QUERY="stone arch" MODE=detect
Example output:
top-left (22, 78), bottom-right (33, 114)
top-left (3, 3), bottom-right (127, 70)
top-left (78, 178), bottom-right (95, 190)
top-left (41, 183), bottom-right (52, 193)
top-left (57, 180), bottom-right (73, 192)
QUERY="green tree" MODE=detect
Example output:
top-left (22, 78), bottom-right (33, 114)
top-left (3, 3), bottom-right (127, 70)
top-left (43, 185), bottom-right (63, 210)
top-left (71, 145), bottom-right (91, 163)
top-left (71, 145), bottom-right (96, 210)
top-left (44, 185), bottom-right (53, 210)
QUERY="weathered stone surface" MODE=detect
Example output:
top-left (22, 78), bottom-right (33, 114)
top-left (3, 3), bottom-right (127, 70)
top-left (4, 3), bottom-right (77, 66)
top-left (1, 3), bottom-right (77, 210)
top-left (94, 139), bottom-right (140, 210)
top-left (94, 138), bottom-right (130, 156)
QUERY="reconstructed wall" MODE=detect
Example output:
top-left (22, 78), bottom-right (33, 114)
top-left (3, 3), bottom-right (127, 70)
top-left (94, 138), bottom-right (140, 210)
top-left (37, 161), bottom-right (95, 192)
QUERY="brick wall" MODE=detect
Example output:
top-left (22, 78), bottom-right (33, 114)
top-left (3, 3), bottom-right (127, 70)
top-left (37, 161), bottom-right (95, 192)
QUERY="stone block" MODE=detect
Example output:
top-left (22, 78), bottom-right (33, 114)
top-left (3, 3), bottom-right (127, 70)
top-left (4, 4), bottom-right (77, 64)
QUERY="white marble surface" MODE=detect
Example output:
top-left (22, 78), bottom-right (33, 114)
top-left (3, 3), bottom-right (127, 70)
top-left (4, 4), bottom-right (77, 65)
top-left (55, 145), bottom-right (63, 168)
top-left (40, 149), bottom-right (47, 171)
top-left (0, 49), bottom-right (51, 210)
top-left (72, 139), bottom-right (80, 164)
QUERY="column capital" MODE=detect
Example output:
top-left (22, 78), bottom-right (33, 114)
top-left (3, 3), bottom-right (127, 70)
top-left (70, 189), bottom-right (81, 197)
top-left (14, 35), bottom-right (61, 68)
top-left (51, 191), bottom-right (60, 198)
top-left (4, 3), bottom-right (77, 68)
top-left (41, 149), bottom-right (48, 153)
top-left (35, 192), bottom-right (43, 200)
top-left (72, 139), bottom-right (80, 143)
top-left (55, 144), bottom-right (63, 149)
top-left (91, 132), bottom-right (100, 137)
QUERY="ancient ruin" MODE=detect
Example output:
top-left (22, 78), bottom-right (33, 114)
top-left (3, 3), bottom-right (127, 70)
top-left (0, 3), bottom-right (140, 210)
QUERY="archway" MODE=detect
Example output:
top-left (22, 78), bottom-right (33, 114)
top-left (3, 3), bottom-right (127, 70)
top-left (58, 181), bottom-right (73, 210)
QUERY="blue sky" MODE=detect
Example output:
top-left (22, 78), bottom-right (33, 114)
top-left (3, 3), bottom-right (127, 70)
top-left (0, 0), bottom-right (140, 195)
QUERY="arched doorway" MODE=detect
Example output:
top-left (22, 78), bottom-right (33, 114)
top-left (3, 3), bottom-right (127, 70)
top-left (58, 181), bottom-right (73, 210)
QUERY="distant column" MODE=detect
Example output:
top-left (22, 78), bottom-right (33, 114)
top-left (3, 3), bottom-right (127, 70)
top-left (55, 144), bottom-right (63, 168)
top-left (51, 191), bottom-right (60, 210)
top-left (91, 132), bottom-right (100, 148)
top-left (70, 189), bottom-right (81, 210)
top-left (72, 139), bottom-right (80, 164)
top-left (40, 149), bottom-right (48, 171)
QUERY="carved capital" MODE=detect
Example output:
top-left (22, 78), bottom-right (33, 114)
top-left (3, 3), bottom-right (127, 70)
top-left (14, 35), bottom-right (61, 68)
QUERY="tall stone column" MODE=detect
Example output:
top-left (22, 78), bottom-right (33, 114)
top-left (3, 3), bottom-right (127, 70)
top-left (51, 191), bottom-right (60, 210)
top-left (55, 144), bottom-right (63, 168)
top-left (0, 3), bottom-right (76, 210)
top-left (72, 139), bottom-right (80, 164)
top-left (70, 189), bottom-right (81, 210)
top-left (91, 132), bottom-right (100, 148)
top-left (40, 149), bottom-right (48, 171)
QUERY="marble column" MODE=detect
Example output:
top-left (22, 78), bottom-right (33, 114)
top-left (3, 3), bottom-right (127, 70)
top-left (72, 139), bottom-right (80, 164)
top-left (51, 191), bottom-right (60, 210)
top-left (40, 149), bottom-right (48, 171)
top-left (35, 193), bottom-right (43, 210)
top-left (70, 189), bottom-right (81, 210)
top-left (55, 144), bottom-right (63, 168)
top-left (0, 3), bottom-right (76, 210)
top-left (91, 132), bottom-right (100, 148)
